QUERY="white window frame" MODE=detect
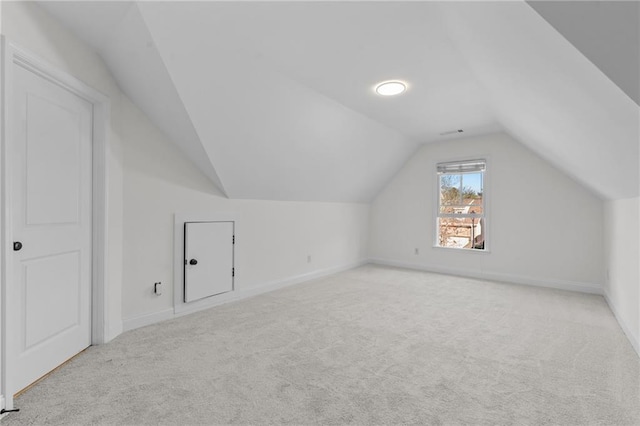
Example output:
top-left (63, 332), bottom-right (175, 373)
top-left (433, 157), bottom-right (490, 253)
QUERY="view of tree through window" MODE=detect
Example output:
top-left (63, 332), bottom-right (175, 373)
top-left (437, 161), bottom-right (485, 250)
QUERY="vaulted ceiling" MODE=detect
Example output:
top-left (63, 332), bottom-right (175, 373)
top-left (528, 1), bottom-right (639, 106)
top-left (39, 1), bottom-right (639, 202)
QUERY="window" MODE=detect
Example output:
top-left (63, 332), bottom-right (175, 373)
top-left (436, 159), bottom-right (486, 250)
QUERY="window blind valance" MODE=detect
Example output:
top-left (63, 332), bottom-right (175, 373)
top-left (437, 159), bottom-right (486, 174)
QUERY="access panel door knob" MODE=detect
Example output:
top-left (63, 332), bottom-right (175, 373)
top-left (13, 241), bottom-right (23, 251)
top-left (189, 259), bottom-right (198, 265)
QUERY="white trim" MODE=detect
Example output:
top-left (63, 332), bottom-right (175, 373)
top-left (0, 37), bottom-right (7, 413)
top-left (176, 259), bottom-right (368, 318)
top-left (432, 245), bottom-right (491, 254)
top-left (123, 259), bottom-right (368, 332)
top-left (122, 308), bottom-right (174, 332)
top-left (0, 39), bottom-right (112, 408)
top-left (603, 290), bottom-right (640, 358)
top-left (108, 319), bottom-right (123, 343)
top-left (369, 258), bottom-right (603, 295)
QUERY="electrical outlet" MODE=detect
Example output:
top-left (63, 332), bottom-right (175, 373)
top-left (414, 248), bottom-right (419, 255)
top-left (154, 282), bottom-right (162, 295)
top-left (307, 255), bottom-right (312, 263)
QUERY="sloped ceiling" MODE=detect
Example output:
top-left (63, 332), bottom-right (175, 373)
top-left (528, 1), bottom-right (640, 106)
top-left (38, 1), bottom-right (639, 201)
top-left (441, 1), bottom-right (639, 200)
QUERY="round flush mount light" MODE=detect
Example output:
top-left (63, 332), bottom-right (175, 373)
top-left (375, 80), bottom-right (407, 96)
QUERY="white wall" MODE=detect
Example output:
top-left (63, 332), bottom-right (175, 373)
top-left (121, 98), bottom-right (369, 324)
top-left (369, 133), bottom-right (605, 293)
top-left (604, 197), bottom-right (640, 354)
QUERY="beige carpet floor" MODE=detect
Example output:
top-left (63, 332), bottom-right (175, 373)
top-left (3, 265), bottom-right (639, 425)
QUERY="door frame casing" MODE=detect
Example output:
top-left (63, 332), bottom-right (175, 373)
top-left (0, 38), bottom-right (111, 409)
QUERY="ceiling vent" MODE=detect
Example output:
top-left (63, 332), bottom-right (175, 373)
top-left (439, 129), bottom-right (464, 136)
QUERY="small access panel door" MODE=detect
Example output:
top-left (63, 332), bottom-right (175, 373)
top-left (184, 221), bottom-right (234, 303)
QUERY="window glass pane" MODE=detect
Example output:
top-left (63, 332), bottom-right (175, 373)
top-left (437, 217), bottom-right (485, 250)
top-left (440, 174), bottom-right (461, 206)
top-left (461, 172), bottom-right (483, 207)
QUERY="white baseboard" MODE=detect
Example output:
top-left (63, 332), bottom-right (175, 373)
top-left (369, 258), bottom-right (603, 295)
top-left (122, 259), bottom-right (368, 332)
top-left (603, 290), bottom-right (640, 358)
top-left (106, 320), bottom-right (123, 342)
top-left (238, 259), bottom-right (369, 300)
top-left (123, 308), bottom-right (174, 332)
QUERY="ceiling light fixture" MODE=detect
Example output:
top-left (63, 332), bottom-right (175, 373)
top-left (375, 81), bottom-right (407, 96)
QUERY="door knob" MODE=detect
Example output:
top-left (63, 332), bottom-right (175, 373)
top-left (13, 241), bottom-right (22, 251)
top-left (189, 259), bottom-right (198, 265)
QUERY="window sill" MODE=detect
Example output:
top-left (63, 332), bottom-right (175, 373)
top-left (432, 245), bottom-right (491, 254)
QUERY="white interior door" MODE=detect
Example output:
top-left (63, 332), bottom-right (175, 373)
top-left (8, 63), bottom-right (93, 394)
top-left (184, 222), bottom-right (234, 302)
